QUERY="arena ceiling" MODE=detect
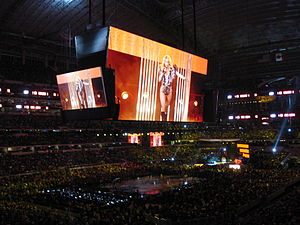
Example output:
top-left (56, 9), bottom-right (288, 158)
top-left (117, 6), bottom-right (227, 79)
top-left (1, 0), bottom-right (300, 52)
top-left (0, 0), bottom-right (300, 83)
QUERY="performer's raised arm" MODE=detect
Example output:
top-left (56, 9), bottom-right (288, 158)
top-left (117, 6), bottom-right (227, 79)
top-left (173, 65), bottom-right (185, 79)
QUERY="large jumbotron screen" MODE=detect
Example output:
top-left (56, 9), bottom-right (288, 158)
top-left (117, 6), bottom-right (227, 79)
top-left (106, 27), bottom-right (208, 122)
top-left (56, 67), bottom-right (107, 111)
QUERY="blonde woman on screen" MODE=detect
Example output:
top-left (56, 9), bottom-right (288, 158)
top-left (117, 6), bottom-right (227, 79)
top-left (75, 75), bottom-right (89, 109)
top-left (159, 55), bottom-right (185, 121)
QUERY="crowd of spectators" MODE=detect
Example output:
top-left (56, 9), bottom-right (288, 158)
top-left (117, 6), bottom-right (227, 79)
top-left (0, 115), bottom-right (63, 130)
top-left (0, 145), bottom-right (299, 225)
top-left (0, 147), bottom-right (140, 175)
top-left (0, 115), bottom-right (284, 151)
top-left (240, 183), bottom-right (300, 225)
top-left (0, 145), bottom-right (210, 175)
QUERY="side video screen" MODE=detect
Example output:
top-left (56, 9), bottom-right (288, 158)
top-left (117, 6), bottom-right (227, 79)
top-left (106, 26), bottom-right (208, 122)
top-left (57, 67), bottom-right (107, 110)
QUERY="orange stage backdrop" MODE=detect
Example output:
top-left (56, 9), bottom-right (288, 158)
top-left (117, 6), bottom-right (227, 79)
top-left (108, 27), bottom-right (208, 75)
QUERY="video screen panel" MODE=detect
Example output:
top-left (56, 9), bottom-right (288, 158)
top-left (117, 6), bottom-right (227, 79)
top-left (128, 133), bottom-right (142, 144)
top-left (106, 26), bottom-right (208, 122)
top-left (150, 132), bottom-right (164, 147)
top-left (57, 67), bottom-right (107, 110)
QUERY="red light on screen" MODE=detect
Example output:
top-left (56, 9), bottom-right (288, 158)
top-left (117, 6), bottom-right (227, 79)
top-left (283, 90), bottom-right (294, 95)
top-left (240, 115), bottom-right (251, 119)
top-left (38, 91), bottom-right (48, 96)
top-left (239, 94), bottom-right (250, 98)
top-left (284, 113), bottom-right (295, 117)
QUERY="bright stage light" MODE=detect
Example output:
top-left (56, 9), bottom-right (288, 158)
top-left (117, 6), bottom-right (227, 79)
top-left (288, 128), bottom-right (292, 132)
top-left (270, 113), bottom-right (276, 118)
top-left (228, 116), bottom-right (234, 120)
top-left (23, 90), bottom-right (29, 95)
top-left (227, 95), bottom-right (232, 99)
top-left (121, 91), bottom-right (129, 100)
top-left (229, 164), bottom-right (240, 169)
top-left (272, 148), bottom-right (277, 153)
top-left (269, 91), bottom-right (274, 96)
top-left (16, 104), bottom-right (22, 109)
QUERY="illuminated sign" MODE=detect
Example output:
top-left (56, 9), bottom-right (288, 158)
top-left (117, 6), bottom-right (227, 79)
top-left (242, 153), bottom-right (250, 158)
top-left (106, 27), bottom-right (208, 122)
top-left (57, 67), bottom-right (107, 110)
top-left (256, 96), bottom-right (276, 103)
top-left (237, 144), bottom-right (249, 149)
top-left (237, 143), bottom-right (250, 158)
top-left (239, 149), bottom-right (249, 154)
